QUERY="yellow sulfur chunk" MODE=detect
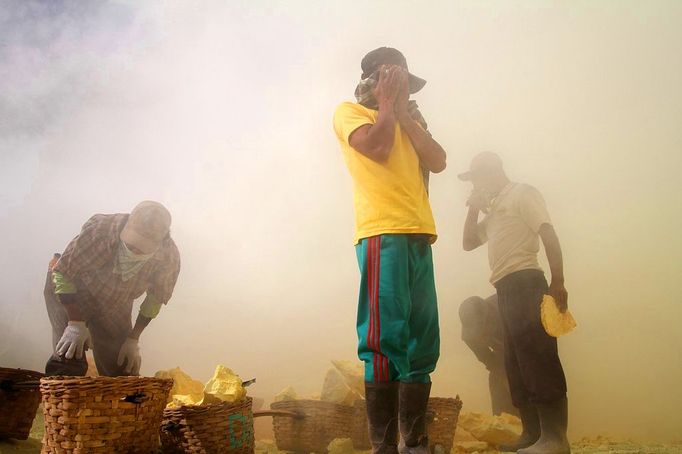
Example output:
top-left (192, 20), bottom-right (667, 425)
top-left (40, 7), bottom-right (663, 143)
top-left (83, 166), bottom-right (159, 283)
top-left (331, 360), bottom-right (365, 397)
top-left (541, 294), bottom-right (577, 337)
top-left (321, 368), bottom-right (363, 406)
top-left (457, 412), bottom-right (521, 446)
top-left (327, 438), bottom-right (355, 454)
top-left (155, 367), bottom-right (205, 407)
top-left (203, 365), bottom-right (246, 403)
top-left (274, 386), bottom-right (298, 402)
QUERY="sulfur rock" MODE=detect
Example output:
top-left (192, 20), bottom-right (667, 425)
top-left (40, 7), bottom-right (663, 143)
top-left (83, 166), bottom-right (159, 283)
top-left (274, 386), bottom-right (298, 402)
top-left (203, 365), bottom-right (247, 403)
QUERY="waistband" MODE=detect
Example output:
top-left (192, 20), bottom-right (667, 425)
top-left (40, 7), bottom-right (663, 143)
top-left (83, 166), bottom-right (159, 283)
top-left (494, 268), bottom-right (545, 290)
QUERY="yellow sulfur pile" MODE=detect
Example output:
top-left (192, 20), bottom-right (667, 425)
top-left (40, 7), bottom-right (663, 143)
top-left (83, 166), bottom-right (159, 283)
top-left (155, 367), bottom-right (205, 408)
top-left (273, 360), bottom-right (365, 406)
top-left (155, 365), bottom-right (247, 408)
top-left (321, 367), bottom-right (363, 406)
top-left (453, 412), bottom-right (522, 453)
top-left (203, 365), bottom-right (247, 404)
top-left (331, 360), bottom-right (365, 397)
top-left (273, 386), bottom-right (298, 402)
top-left (541, 294), bottom-right (577, 337)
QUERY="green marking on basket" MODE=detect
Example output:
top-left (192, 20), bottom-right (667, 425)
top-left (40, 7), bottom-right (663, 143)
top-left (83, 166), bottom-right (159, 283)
top-left (228, 413), bottom-right (252, 448)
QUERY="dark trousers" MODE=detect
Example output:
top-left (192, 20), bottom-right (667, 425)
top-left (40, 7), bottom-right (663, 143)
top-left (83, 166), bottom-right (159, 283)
top-left (495, 269), bottom-right (567, 406)
top-left (44, 271), bottom-right (130, 377)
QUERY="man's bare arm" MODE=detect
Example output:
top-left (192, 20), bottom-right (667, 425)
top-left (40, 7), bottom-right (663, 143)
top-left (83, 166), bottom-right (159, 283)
top-left (463, 191), bottom-right (490, 251)
top-left (397, 114), bottom-right (446, 173)
top-left (394, 68), bottom-right (446, 173)
top-left (539, 223), bottom-right (568, 311)
top-left (348, 111), bottom-right (396, 162)
top-left (58, 294), bottom-right (85, 321)
top-left (128, 314), bottom-right (152, 340)
top-left (348, 65), bottom-right (402, 163)
top-left (463, 207), bottom-right (484, 251)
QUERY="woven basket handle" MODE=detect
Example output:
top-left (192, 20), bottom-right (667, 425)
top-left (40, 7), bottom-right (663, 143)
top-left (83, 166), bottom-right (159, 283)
top-left (253, 410), bottom-right (305, 419)
top-left (121, 392), bottom-right (149, 404)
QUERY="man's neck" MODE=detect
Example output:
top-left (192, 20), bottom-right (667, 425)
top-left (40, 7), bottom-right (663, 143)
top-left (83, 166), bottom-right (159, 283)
top-left (490, 177), bottom-right (511, 197)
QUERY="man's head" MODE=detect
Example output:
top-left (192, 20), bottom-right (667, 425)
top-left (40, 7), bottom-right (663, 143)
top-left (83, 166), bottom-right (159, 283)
top-left (120, 201), bottom-right (171, 255)
top-left (361, 47), bottom-right (426, 94)
top-left (458, 151), bottom-right (508, 193)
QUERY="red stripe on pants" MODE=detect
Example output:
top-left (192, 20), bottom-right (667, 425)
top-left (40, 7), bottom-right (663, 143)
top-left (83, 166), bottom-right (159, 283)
top-left (366, 237), bottom-right (386, 382)
top-left (367, 237), bottom-right (376, 381)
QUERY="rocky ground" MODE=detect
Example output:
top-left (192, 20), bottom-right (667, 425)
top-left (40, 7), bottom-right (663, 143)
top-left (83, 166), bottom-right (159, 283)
top-left (255, 438), bottom-right (682, 454)
top-left (1, 412), bottom-right (680, 454)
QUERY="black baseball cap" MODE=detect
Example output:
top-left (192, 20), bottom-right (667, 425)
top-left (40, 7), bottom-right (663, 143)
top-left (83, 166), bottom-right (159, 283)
top-left (361, 47), bottom-right (427, 94)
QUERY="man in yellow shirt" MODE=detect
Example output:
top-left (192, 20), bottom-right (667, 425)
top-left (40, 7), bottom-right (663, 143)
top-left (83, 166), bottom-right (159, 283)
top-left (333, 47), bottom-right (447, 454)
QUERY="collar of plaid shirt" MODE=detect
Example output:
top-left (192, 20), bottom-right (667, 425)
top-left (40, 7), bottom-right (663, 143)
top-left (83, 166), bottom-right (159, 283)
top-left (354, 74), bottom-right (431, 191)
top-left (113, 240), bottom-right (154, 282)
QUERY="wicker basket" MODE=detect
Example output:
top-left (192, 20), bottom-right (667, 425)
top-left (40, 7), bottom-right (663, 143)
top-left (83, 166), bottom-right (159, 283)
top-left (351, 396), bottom-right (463, 453)
top-left (160, 398), bottom-right (254, 454)
top-left (269, 400), bottom-right (355, 454)
top-left (39, 375), bottom-right (172, 453)
top-left (426, 396), bottom-right (463, 454)
top-left (0, 367), bottom-right (44, 440)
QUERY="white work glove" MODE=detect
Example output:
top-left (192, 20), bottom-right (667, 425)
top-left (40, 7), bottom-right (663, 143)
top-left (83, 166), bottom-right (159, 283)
top-left (117, 337), bottom-right (141, 375)
top-left (56, 321), bottom-right (91, 360)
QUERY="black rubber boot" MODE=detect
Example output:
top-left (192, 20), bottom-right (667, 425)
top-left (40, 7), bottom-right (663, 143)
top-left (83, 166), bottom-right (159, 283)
top-left (499, 404), bottom-right (540, 452)
top-left (398, 382), bottom-right (431, 454)
top-left (45, 354), bottom-right (88, 376)
top-left (365, 381), bottom-right (400, 454)
top-left (518, 397), bottom-right (570, 454)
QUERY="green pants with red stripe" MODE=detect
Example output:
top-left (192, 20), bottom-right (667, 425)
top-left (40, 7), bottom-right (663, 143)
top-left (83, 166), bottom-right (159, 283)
top-left (355, 234), bottom-right (440, 384)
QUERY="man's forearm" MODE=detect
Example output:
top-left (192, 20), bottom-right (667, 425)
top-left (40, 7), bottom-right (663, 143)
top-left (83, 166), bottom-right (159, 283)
top-left (58, 294), bottom-right (85, 321)
top-left (463, 207), bottom-right (482, 251)
top-left (464, 339), bottom-right (495, 367)
top-left (129, 313), bottom-right (152, 340)
top-left (540, 224), bottom-right (564, 284)
top-left (355, 102), bottom-right (397, 161)
top-left (397, 113), bottom-right (446, 173)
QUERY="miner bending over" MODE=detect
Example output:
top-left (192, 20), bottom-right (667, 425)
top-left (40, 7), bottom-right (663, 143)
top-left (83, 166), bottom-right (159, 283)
top-left (45, 201), bottom-right (180, 377)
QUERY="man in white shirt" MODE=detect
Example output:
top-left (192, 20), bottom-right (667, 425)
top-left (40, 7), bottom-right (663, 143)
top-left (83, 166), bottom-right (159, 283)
top-left (460, 152), bottom-right (570, 454)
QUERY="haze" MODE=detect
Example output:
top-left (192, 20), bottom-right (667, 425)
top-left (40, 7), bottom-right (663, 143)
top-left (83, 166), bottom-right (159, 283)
top-left (1, 0), bottom-right (680, 443)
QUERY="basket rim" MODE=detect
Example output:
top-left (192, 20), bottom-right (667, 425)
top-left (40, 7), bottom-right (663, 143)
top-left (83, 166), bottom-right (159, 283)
top-left (271, 398), bottom-right (354, 409)
top-left (164, 396), bottom-right (253, 414)
top-left (40, 375), bottom-right (173, 385)
top-left (0, 366), bottom-right (45, 377)
top-left (429, 396), bottom-right (463, 403)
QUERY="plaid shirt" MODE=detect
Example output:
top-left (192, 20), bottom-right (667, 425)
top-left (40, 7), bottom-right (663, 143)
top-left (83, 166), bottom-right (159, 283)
top-left (54, 213), bottom-right (180, 334)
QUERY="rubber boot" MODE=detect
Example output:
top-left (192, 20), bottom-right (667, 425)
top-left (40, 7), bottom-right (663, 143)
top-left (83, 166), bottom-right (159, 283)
top-left (518, 397), bottom-right (570, 454)
top-left (45, 354), bottom-right (88, 376)
top-left (398, 382), bottom-right (431, 454)
top-left (365, 381), bottom-right (400, 454)
top-left (498, 404), bottom-right (540, 452)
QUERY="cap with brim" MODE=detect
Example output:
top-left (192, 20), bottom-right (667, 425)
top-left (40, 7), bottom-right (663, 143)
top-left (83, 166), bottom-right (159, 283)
top-left (361, 47), bottom-right (426, 94)
top-left (120, 200), bottom-right (171, 255)
top-left (458, 152), bottom-right (504, 181)
top-left (457, 171), bottom-right (474, 181)
top-left (408, 73), bottom-right (426, 94)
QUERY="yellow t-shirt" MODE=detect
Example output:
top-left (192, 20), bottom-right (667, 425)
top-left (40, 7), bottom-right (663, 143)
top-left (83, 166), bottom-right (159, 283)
top-left (333, 102), bottom-right (436, 244)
